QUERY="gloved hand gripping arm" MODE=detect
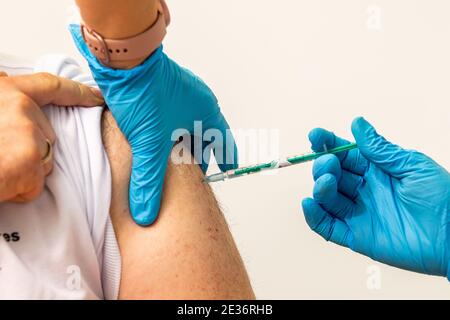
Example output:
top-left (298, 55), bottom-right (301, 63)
top-left (71, 0), bottom-right (238, 226)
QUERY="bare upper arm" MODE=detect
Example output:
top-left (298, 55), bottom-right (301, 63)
top-left (102, 111), bottom-right (254, 299)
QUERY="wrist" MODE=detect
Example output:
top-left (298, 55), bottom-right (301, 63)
top-left (76, 0), bottom-right (159, 38)
top-left (76, 0), bottom-right (160, 69)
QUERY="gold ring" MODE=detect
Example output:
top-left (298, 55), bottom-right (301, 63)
top-left (41, 139), bottom-right (53, 165)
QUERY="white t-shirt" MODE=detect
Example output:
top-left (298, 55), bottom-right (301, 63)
top-left (0, 54), bottom-right (121, 300)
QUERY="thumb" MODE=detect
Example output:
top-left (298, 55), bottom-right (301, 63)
top-left (351, 117), bottom-right (413, 178)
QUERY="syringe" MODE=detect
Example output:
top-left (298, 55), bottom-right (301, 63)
top-left (204, 143), bottom-right (357, 183)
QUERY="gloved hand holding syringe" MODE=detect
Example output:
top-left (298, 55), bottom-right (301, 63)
top-left (207, 117), bottom-right (450, 281)
top-left (205, 143), bottom-right (357, 183)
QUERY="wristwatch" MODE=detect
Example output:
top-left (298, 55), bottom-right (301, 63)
top-left (80, 0), bottom-right (170, 66)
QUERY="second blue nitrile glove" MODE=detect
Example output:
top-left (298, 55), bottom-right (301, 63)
top-left (70, 25), bottom-right (238, 226)
top-left (302, 117), bottom-right (450, 280)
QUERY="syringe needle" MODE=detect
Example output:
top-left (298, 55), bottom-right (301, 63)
top-left (204, 143), bottom-right (358, 183)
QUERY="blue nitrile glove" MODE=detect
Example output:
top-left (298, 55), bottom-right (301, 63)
top-left (69, 25), bottom-right (238, 226)
top-left (302, 117), bottom-right (450, 280)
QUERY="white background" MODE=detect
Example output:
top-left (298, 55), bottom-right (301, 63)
top-left (1, 0), bottom-right (449, 299)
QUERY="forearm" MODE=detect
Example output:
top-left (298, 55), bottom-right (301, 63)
top-left (75, 0), bottom-right (160, 69)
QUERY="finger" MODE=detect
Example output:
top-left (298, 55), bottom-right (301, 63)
top-left (42, 157), bottom-right (54, 176)
top-left (308, 128), bottom-right (368, 175)
top-left (351, 117), bottom-right (415, 178)
top-left (204, 113), bottom-right (239, 172)
top-left (7, 94), bottom-right (56, 167)
top-left (9, 160), bottom-right (46, 203)
top-left (0, 71), bottom-right (8, 77)
top-left (129, 142), bottom-right (173, 226)
top-left (10, 175), bottom-right (45, 203)
top-left (302, 198), bottom-right (352, 247)
top-left (40, 140), bottom-right (54, 176)
top-left (9, 73), bottom-right (104, 107)
top-left (312, 155), bottom-right (363, 200)
top-left (33, 127), bottom-right (54, 176)
top-left (313, 173), bottom-right (355, 220)
top-left (23, 98), bottom-right (56, 145)
top-left (313, 154), bottom-right (342, 181)
top-left (338, 170), bottom-right (364, 200)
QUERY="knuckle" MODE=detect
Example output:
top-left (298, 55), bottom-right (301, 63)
top-left (25, 164), bottom-right (44, 184)
top-left (74, 82), bottom-right (84, 102)
top-left (12, 163), bottom-right (44, 201)
top-left (22, 148), bottom-right (41, 164)
top-left (21, 181), bottom-right (44, 202)
top-left (37, 72), bottom-right (61, 93)
top-left (20, 119), bottom-right (38, 134)
top-left (33, 179), bottom-right (45, 197)
top-left (10, 92), bottom-right (35, 113)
